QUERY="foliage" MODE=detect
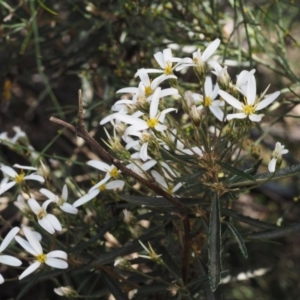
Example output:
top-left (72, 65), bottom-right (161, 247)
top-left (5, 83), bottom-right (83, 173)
top-left (0, 0), bottom-right (300, 299)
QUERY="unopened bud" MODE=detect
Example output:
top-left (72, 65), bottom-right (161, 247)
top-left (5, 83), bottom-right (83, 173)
top-left (189, 105), bottom-right (201, 126)
top-left (54, 286), bottom-right (78, 297)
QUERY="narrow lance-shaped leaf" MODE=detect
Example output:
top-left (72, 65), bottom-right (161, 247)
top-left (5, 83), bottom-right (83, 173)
top-left (217, 160), bottom-right (256, 182)
top-left (208, 193), bottom-right (222, 291)
top-left (228, 163), bottom-right (300, 188)
top-left (225, 222), bottom-right (248, 258)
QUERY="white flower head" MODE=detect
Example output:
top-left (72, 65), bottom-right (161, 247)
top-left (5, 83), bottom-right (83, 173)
top-left (176, 38), bottom-right (220, 72)
top-left (219, 75), bottom-right (280, 122)
top-left (0, 227), bottom-right (22, 284)
top-left (40, 185), bottom-right (78, 214)
top-left (54, 286), bottom-right (77, 297)
top-left (0, 164), bottom-right (45, 195)
top-left (15, 226), bottom-right (68, 280)
top-left (73, 178), bottom-right (125, 208)
top-left (268, 142), bottom-right (289, 173)
top-left (195, 77), bottom-right (224, 121)
top-left (28, 198), bottom-right (62, 234)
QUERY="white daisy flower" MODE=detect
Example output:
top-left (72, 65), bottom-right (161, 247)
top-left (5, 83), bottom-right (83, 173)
top-left (28, 198), bottom-right (62, 234)
top-left (176, 38), bottom-right (220, 71)
top-left (268, 142), bottom-right (289, 173)
top-left (219, 75), bottom-right (280, 122)
top-left (15, 226), bottom-right (68, 280)
top-left (0, 164), bottom-right (44, 195)
top-left (40, 185), bottom-right (78, 214)
top-left (194, 77), bottom-right (224, 121)
top-left (73, 178), bottom-right (125, 208)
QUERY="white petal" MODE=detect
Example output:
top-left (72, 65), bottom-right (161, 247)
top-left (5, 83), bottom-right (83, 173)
top-left (73, 189), bottom-right (99, 207)
top-left (227, 113), bottom-right (247, 120)
top-left (45, 257), bottom-right (68, 269)
top-left (268, 158), bottom-right (277, 173)
top-left (163, 48), bottom-right (173, 63)
top-left (175, 63), bottom-right (195, 71)
top-left (141, 160), bottom-right (157, 171)
top-left (39, 218), bottom-right (55, 234)
top-left (42, 199), bottom-right (54, 210)
top-left (19, 261), bottom-right (41, 280)
top-left (39, 188), bottom-right (56, 201)
top-left (249, 114), bottom-right (261, 122)
top-left (209, 106), bottom-right (224, 121)
top-left (151, 75), bottom-right (177, 89)
top-left (62, 184), bottom-right (68, 201)
top-left (140, 143), bottom-right (149, 162)
top-left (159, 87), bottom-right (178, 98)
top-left (154, 51), bottom-right (165, 69)
top-left (13, 164), bottom-right (37, 171)
top-left (202, 38), bottom-right (220, 62)
top-left (125, 124), bottom-right (149, 136)
top-left (136, 69), bottom-right (151, 86)
top-left (0, 255), bottom-right (22, 266)
top-left (0, 181), bottom-right (16, 195)
top-left (47, 250), bottom-right (67, 260)
top-left (106, 180), bottom-right (125, 190)
top-left (149, 88), bottom-right (161, 118)
top-left (219, 91), bottom-right (243, 110)
top-left (24, 174), bottom-right (45, 183)
top-left (151, 170), bottom-right (167, 189)
top-left (256, 91), bottom-right (280, 111)
top-left (204, 77), bottom-right (213, 96)
top-left (154, 124), bottom-right (167, 132)
top-left (22, 226), bottom-right (43, 254)
top-left (116, 87), bottom-right (139, 94)
top-left (28, 198), bottom-right (42, 214)
top-left (0, 166), bottom-right (17, 177)
top-left (60, 203), bottom-right (78, 214)
top-left (113, 114), bottom-right (146, 126)
top-left (158, 108), bottom-right (177, 123)
top-left (0, 274), bottom-right (4, 284)
top-left (15, 236), bottom-right (37, 256)
top-left (45, 215), bottom-right (62, 231)
top-left (246, 74), bottom-right (256, 105)
top-left (0, 227), bottom-right (20, 252)
top-left (87, 160), bottom-right (110, 172)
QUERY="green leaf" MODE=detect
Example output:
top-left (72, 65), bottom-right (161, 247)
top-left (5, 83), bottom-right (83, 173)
top-left (217, 160), bottom-right (256, 182)
top-left (225, 222), bottom-right (248, 258)
top-left (208, 193), bottom-right (222, 291)
top-left (222, 209), bottom-right (277, 230)
top-left (120, 195), bottom-right (209, 207)
top-left (246, 221), bottom-right (300, 240)
top-left (228, 163), bottom-right (300, 188)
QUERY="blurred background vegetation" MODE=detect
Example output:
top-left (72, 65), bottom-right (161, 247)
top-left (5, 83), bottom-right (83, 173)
top-left (0, 0), bottom-right (300, 299)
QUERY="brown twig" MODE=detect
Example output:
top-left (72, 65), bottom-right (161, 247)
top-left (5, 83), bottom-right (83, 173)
top-left (50, 89), bottom-right (191, 283)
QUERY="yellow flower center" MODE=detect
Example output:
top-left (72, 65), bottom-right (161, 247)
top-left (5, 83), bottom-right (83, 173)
top-left (15, 170), bottom-right (25, 184)
top-left (37, 209), bottom-right (47, 220)
top-left (144, 85), bottom-right (153, 97)
top-left (204, 96), bottom-right (212, 107)
top-left (193, 57), bottom-right (199, 65)
top-left (242, 104), bottom-right (256, 115)
top-left (164, 62), bottom-right (173, 75)
top-left (147, 118), bottom-right (158, 128)
top-left (36, 253), bottom-right (46, 263)
top-left (109, 167), bottom-right (119, 178)
top-left (98, 184), bottom-right (106, 191)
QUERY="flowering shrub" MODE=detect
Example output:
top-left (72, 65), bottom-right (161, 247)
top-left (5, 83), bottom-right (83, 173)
top-left (0, 37), bottom-right (298, 299)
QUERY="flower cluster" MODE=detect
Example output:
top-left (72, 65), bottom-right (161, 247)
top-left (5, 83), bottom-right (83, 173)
top-left (0, 37), bottom-right (290, 297)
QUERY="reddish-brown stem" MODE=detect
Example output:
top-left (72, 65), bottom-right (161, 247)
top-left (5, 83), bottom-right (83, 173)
top-left (50, 89), bottom-right (191, 283)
